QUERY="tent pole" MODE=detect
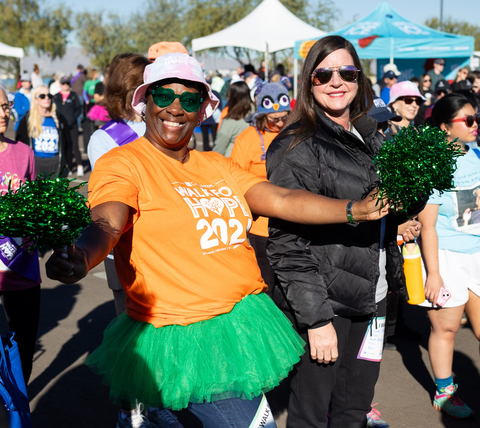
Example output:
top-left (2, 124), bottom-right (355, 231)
top-left (265, 42), bottom-right (269, 81)
top-left (294, 58), bottom-right (298, 100)
top-left (390, 39), bottom-right (394, 64)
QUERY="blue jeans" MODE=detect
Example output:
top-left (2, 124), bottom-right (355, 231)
top-left (188, 394), bottom-right (277, 428)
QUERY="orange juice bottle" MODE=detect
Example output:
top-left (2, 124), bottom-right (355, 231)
top-left (402, 242), bottom-right (425, 305)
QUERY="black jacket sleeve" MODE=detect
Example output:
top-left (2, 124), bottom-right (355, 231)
top-left (15, 114), bottom-right (31, 147)
top-left (266, 136), bottom-right (335, 330)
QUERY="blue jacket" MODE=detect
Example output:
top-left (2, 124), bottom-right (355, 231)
top-left (13, 92), bottom-right (30, 132)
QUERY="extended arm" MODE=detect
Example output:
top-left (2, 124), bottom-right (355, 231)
top-left (245, 181), bottom-right (389, 225)
top-left (46, 201), bottom-right (129, 284)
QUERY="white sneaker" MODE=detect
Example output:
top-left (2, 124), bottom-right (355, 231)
top-left (77, 165), bottom-right (84, 177)
top-left (116, 403), bottom-right (159, 428)
top-left (147, 408), bottom-right (183, 428)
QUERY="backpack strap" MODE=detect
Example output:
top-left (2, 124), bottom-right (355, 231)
top-left (101, 119), bottom-right (140, 147)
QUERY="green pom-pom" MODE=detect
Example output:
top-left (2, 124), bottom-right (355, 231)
top-left (373, 125), bottom-right (463, 213)
top-left (0, 175), bottom-right (91, 252)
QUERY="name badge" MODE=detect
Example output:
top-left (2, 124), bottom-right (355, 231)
top-left (357, 316), bottom-right (385, 362)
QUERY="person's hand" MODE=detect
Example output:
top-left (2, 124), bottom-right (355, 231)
top-left (424, 271), bottom-right (443, 305)
top-left (398, 219), bottom-right (422, 242)
top-left (307, 323), bottom-right (338, 364)
top-left (352, 188), bottom-right (390, 222)
top-left (463, 208), bottom-right (472, 223)
top-left (45, 245), bottom-right (88, 284)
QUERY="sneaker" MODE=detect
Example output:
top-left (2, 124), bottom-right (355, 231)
top-left (116, 403), bottom-right (159, 428)
top-left (77, 165), bottom-right (84, 177)
top-left (366, 404), bottom-right (389, 428)
top-left (147, 408), bottom-right (183, 428)
top-left (433, 384), bottom-right (474, 419)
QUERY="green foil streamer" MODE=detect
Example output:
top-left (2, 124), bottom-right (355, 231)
top-left (0, 175), bottom-right (91, 252)
top-left (373, 125), bottom-right (463, 214)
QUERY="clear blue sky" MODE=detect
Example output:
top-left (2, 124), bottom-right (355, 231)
top-left (48, 0), bottom-right (478, 46)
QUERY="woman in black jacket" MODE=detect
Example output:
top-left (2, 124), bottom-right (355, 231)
top-left (53, 77), bottom-right (83, 176)
top-left (266, 36), bottom-right (414, 428)
top-left (16, 85), bottom-right (70, 177)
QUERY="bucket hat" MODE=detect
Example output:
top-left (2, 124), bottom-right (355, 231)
top-left (132, 53), bottom-right (219, 122)
top-left (388, 81), bottom-right (426, 105)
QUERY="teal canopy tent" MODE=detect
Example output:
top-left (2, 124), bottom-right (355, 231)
top-left (294, 2), bottom-right (474, 81)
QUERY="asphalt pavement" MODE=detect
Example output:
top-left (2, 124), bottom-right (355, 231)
top-left (0, 131), bottom-right (479, 427)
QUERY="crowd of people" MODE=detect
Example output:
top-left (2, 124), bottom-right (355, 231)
top-left (0, 36), bottom-right (479, 428)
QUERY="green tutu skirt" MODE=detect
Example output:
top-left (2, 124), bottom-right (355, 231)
top-left (85, 292), bottom-right (305, 410)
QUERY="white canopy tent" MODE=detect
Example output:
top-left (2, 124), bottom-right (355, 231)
top-left (0, 42), bottom-right (24, 78)
top-left (191, 0), bottom-right (325, 96)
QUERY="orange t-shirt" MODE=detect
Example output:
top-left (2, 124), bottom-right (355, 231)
top-left (89, 137), bottom-right (267, 327)
top-left (217, 106), bottom-right (229, 130)
top-left (230, 126), bottom-right (278, 237)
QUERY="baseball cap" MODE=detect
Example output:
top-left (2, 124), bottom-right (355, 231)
top-left (20, 73), bottom-right (30, 82)
top-left (388, 81), bottom-right (426, 105)
top-left (60, 76), bottom-right (71, 85)
top-left (383, 63), bottom-right (401, 76)
top-left (132, 53), bottom-right (219, 122)
top-left (434, 59), bottom-right (445, 65)
top-left (147, 42), bottom-right (189, 62)
top-left (383, 70), bottom-right (397, 80)
top-left (435, 79), bottom-right (451, 93)
top-left (368, 97), bottom-right (402, 122)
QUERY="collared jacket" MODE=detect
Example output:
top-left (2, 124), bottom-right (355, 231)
top-left (266, 107), bottom-right (411, 331)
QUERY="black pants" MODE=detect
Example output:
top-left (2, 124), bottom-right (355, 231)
top-left (248, 234), bottom-right (275, 297)
top-left (0, 285), bottom-right (41, 383)
top-left (82, 118), bottom-right (95, 153)
top-left (65, 126), bottom-right (82, 171)
top-left (201, 124), bottom-right (217, 151)
top-left (287, 298), bottom-right (386, 428)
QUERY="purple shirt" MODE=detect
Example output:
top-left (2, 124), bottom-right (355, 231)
top-left (0, 138), bottom-right (39, 290)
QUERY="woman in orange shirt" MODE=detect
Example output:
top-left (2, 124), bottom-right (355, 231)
top-left (45, 53), bottom-right (389, 427)
top-left (231, 81), bottom-right (291, 295)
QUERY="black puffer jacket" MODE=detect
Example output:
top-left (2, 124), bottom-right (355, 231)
top-left (266, 107), bottom-right (408, 331)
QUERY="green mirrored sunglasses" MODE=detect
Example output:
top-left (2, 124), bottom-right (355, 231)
top-left (150, 86), bottom-right (204, 113)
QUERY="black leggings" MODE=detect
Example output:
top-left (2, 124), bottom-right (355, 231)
top-left (287, 298), bottom-right (386, 428)
top-left (0, 285), bottom-right (41, 383)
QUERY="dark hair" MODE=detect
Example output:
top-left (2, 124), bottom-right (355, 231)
top-left (470, 70), bottom-right (480, 81)
top-left (104, 53), bottom-right (150, 121)
top-left (455, 89), bottom-right (478, 110)
top-left (430, 93), bottom-right (472, 128)
top-left (410, 77), bottom-right (419, 85)
top-left (244, 64), bottom-right (255, 73)
top-left (284, 35), bottom-right (373, 151)
top-left (255, 115), bottom-right (268, 132)
top-left (418, 73), bottom-right (431, 95)
top-left (225, 81), bottom-right (253, 120)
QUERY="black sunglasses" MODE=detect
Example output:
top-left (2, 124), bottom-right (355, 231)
top-left (398, 97), bottom-right (423, 106)
top-left (311, 65), bottom-right (360, 85)
top-left (267, 113), bottom-right (290, 124)
top-left (36, 93), bottom-right (53, 100)
top-left (451, 114), bottom-right (480, 127)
